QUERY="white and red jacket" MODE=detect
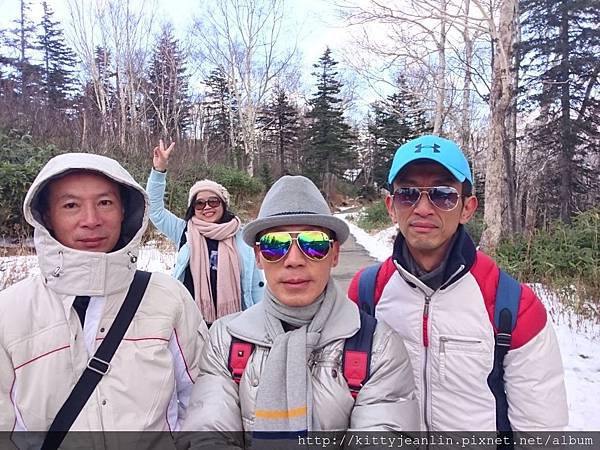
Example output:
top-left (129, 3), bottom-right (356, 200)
top-left (348, 227), bottom-right (568, 431)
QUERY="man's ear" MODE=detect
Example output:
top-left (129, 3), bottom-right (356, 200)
top-left (385, 194), bottom-right (397, 225)
top-left (330, 241), bottom-right (340, 268)
top-left (253, 246), bottom-right (264, 270)
top-left (460, 195), bottom-right (478, 224)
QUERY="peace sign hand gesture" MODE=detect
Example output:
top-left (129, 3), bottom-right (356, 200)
top-left (152, 139), bottom-right (175, 172)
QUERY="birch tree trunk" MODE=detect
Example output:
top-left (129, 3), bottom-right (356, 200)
top-left (460, 0), bottom-right (473, 162)
top-left (433, 0), bottom-right (448, 135)
top-left (479, 0), bottom-right (518, 253)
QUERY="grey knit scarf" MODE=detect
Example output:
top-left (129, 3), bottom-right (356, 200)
top-left (253, 282), bottom-right (336, 433)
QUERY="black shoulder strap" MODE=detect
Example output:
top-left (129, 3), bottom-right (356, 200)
top-left (41, 270), bottom-right (152, 450)
top-left (357, 263), bottom-right (382, 316)
top-left (343, 309), bottom-right (378, 398)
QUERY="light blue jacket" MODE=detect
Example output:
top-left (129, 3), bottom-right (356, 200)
top-left (146, 169), bottom-right (264, 310)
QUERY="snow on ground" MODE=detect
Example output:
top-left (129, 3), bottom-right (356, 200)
top-left (342, 219), bottom-right (600, 431)
top-left (137, 240), bottom-right (175, 274)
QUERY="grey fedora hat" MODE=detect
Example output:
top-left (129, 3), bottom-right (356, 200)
top-left (242, 175), bottom-right (350, 246)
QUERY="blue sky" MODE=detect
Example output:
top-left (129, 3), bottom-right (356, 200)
top-left (0, 0), bottom-right (380, 117)
top-left (0, 0), bottom-right (349, 68)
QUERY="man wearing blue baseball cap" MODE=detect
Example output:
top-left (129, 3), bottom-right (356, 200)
top-left (348, 135), bottom-right (568, 432)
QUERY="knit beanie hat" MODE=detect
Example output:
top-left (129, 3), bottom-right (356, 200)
top-left (188, 179), bottom-right (230, 207)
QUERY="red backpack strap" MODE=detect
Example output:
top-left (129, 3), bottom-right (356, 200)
top-left (228, 337), bottom-right (254, 384)
top-left (342, 309), bottom-right (378, 398)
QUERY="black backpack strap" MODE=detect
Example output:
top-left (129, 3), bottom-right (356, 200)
top-left (228, 337), bottom-right (255, 384)
top-left (357, 263), bottom-right (381, 316)
top-left (343, 309), bottom-right (378, 398)
top-left (41, 270), bottom-right (152, 450)
top-left (487, 269), bottom-right (521, 439)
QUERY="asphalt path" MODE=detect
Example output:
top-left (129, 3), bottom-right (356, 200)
top-left (331, 233), bottom-right (380, 294)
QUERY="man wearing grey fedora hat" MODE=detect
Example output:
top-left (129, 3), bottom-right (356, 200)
top-left (181, 175), bottom-right (418, 445)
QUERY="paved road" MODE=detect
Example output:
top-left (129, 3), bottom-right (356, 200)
top-left (332, 233), bottom-right (380, 293)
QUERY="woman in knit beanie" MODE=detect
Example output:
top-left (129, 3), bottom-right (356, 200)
top-left (146, 140), bottom-right (264, 325)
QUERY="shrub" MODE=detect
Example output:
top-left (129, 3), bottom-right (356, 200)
top-left (356, 200), bottom-right (392, 231)
top-left (495, 208), bottom-right (599, 319)
top-left (211, 166), bottom-right (264, 208)
top-left (0, 130), bottom-right (59, 237)
top-left (464, 211), bottom-right (485, 244)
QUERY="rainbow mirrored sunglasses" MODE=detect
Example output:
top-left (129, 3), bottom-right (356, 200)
top-left (256, 230), bottom-right (333, 263)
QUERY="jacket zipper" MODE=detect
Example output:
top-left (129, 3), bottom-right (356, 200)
top-left (422, 294), bottom-right (431, 433)
top-left (420, 264), bottom-right (465, 432)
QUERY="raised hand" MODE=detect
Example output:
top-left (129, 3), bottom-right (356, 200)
top-left (152, 139), bottom-right (175, 172)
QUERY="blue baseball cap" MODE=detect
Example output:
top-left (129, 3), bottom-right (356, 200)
top-left (388, 135), bottom-right (473, 186)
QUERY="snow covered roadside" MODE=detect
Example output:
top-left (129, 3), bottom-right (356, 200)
top-left (340, 218), bottom-right (600, 431)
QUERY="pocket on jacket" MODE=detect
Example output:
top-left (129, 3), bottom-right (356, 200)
top-left (438, 335), bottom-right (486, 384)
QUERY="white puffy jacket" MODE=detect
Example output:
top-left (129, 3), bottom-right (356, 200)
top-left (0, 153), bottom-right (208, 433)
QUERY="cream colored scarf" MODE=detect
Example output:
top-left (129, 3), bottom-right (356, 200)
top-left (187, 216), bottom-right (242, 323)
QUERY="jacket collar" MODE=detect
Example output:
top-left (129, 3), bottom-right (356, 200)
top-left (35, 227), bottom-right (139, 297)
top-left (226, 281), bottom-right (360, 348)
top-left (392, 225), bottom-right (476, 291)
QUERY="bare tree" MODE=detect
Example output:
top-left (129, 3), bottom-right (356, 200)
top-left (337, 0), bottom-right (490, 134)
top-left (339, 0), bottom-right (521, 250)
top-left (191, 0), bottom-right (298, 175)
top-left (478, 0), bottom-right (518, 253)
top-left (459, 0), bottom-right (474, 157)
top-left (66, 0), bottom-right (158, 152)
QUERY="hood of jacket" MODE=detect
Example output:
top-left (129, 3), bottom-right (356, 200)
top-left (23, 152), bottom-right (149, 297)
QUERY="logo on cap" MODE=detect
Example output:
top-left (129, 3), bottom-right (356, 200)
top-left (414, 143), bottom-right (441, 153)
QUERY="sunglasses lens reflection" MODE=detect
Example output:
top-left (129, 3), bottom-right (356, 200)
top-left (258, 231), bottom-right (331, 262)
top-left (394, 186), bottom-right (459, 211)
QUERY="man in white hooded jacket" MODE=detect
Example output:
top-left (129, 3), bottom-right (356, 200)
top-left (0, 153), bottom-right (208, 435)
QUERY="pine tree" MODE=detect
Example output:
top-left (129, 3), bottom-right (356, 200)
top-left (259, 86), bottom-right (302, 176)
top-left (367, 77), bottom-right (432, 188)
top-left (520, 0), bottom-right (600, 223)
top-left (146, 25), bottom-right (191, 139)
top-left (203, 65), bottom-right (238, 165)
top-left (38, 1), bottom-right (77, 109)
top-left (4, 0), bottom-right (41, 108)
top-left (304, 47), bottom-right (356, 190)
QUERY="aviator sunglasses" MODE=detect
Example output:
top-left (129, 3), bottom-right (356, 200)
top-left (194, 197), bottom-right (222, 210)
top-left (393, 186), bottom-right (461, 211)
top-left (256, 230), bottom-right (333, 263)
